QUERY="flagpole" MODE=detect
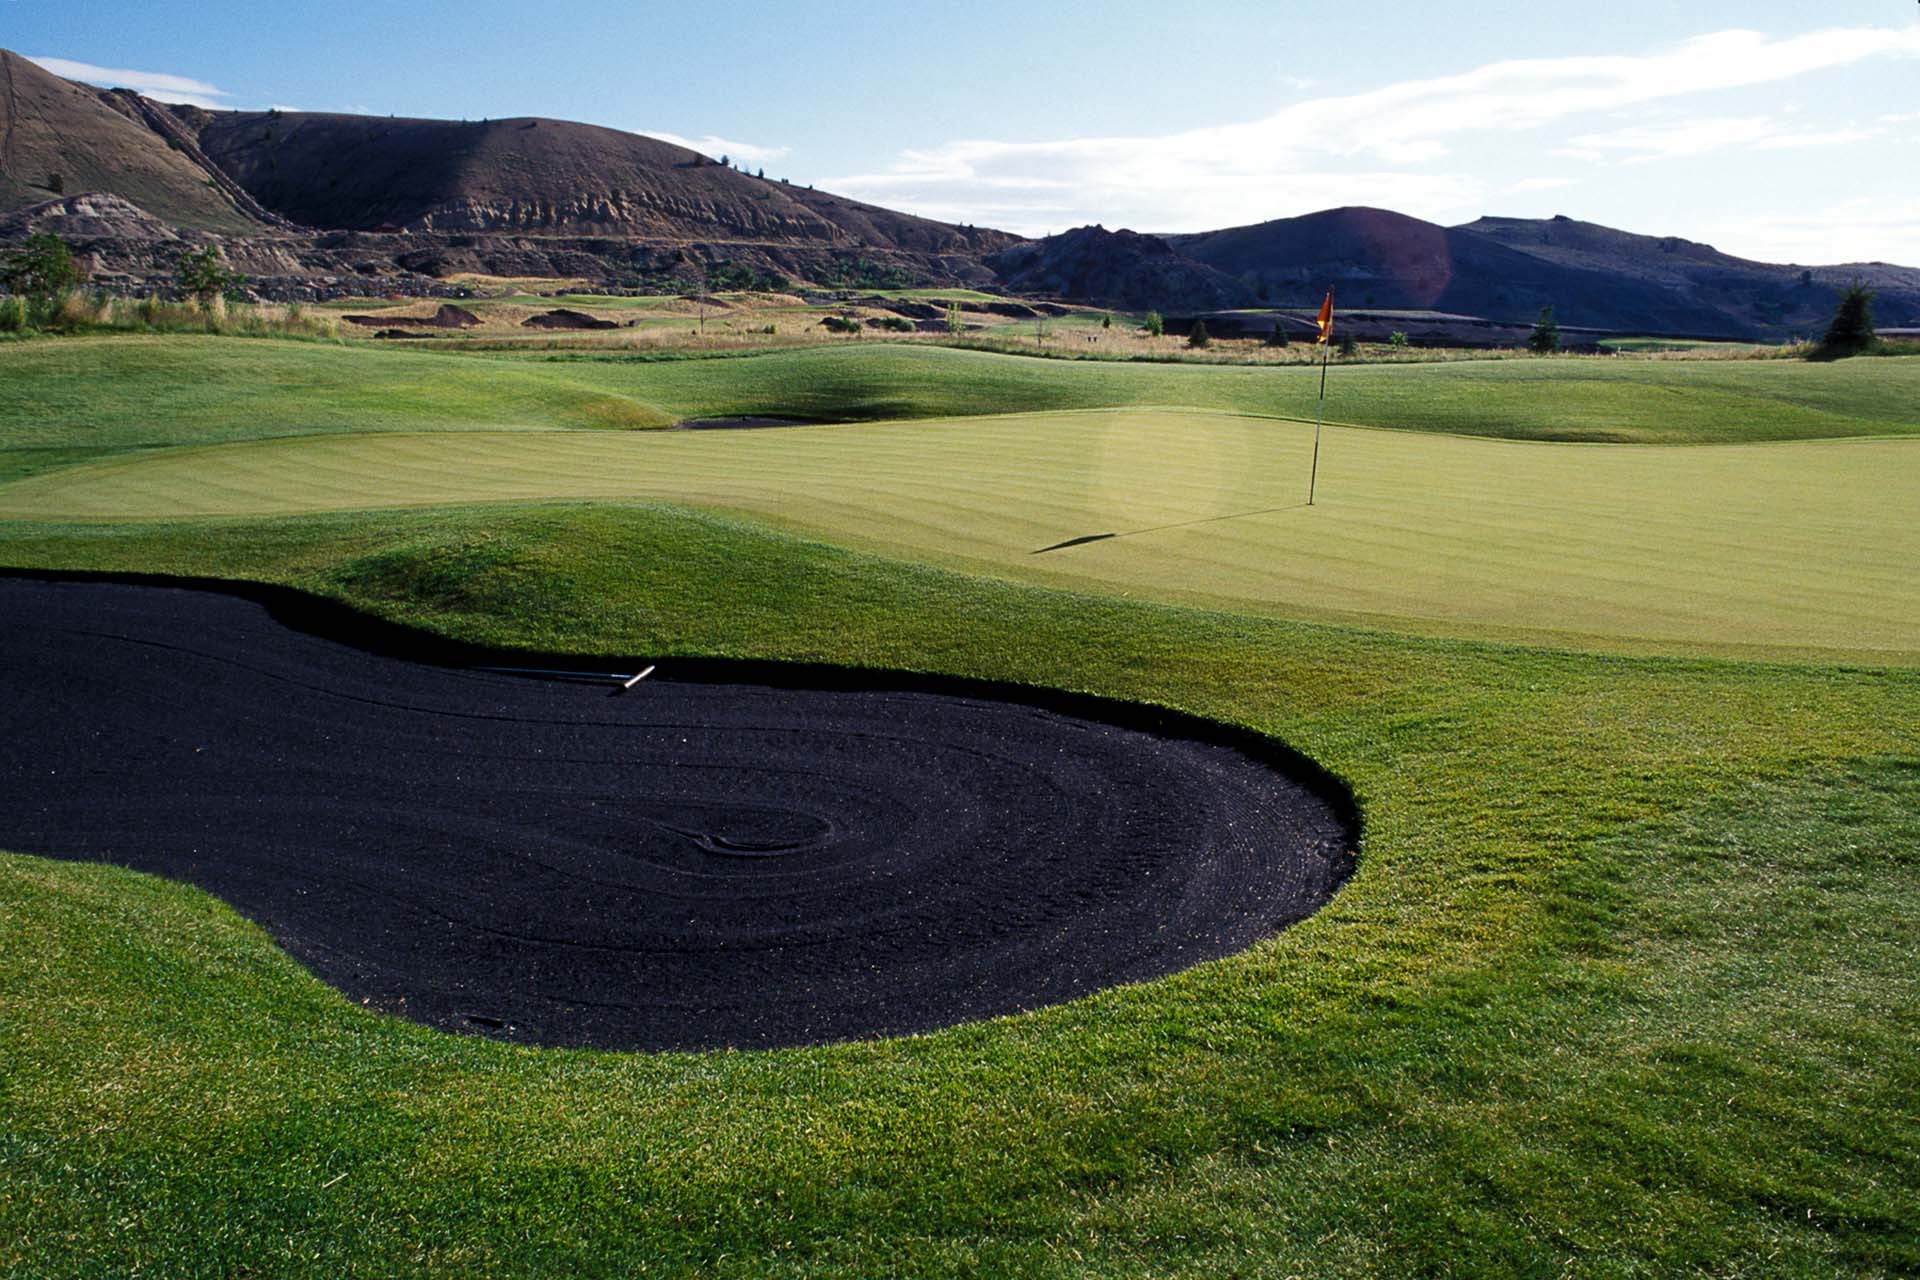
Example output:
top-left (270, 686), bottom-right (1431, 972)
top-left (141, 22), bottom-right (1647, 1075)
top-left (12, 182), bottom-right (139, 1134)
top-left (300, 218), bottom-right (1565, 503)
top-left (1309, 291), bottom-right (1332, 506)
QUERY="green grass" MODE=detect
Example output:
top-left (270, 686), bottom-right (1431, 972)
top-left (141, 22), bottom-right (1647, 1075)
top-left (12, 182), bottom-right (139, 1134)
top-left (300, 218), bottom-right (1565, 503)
top-left (2, 336), bottom-right (1918, 1275)
top-left (1, 502), bottom-right (1915, 1276)
top-left (3, 410), bottom-right (1914, 660)
top-left (1599, 338), bottom-right (1761, 353)
top-left (7, 336), bottom-right (1920, 485)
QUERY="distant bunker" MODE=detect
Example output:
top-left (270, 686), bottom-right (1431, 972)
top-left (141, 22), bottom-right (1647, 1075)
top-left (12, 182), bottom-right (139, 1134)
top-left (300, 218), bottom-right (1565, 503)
top-left (341, 303), bottom-right (482, 329)
top-left (521, 308), bottom-right (621, 330)
top-left (0, 578), bottom-right (1357, 1052)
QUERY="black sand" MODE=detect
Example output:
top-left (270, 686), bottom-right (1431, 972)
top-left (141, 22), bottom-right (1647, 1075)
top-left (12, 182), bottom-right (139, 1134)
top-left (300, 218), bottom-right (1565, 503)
top-left (0, 578), bottom-right (1354, 1051)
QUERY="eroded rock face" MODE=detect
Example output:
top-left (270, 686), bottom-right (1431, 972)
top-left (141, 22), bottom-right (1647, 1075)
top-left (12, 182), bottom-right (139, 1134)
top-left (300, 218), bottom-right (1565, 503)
top-left (0, 192), bottom-right (182, 242)
top-left (0, 55), bottom-right (1019, 298)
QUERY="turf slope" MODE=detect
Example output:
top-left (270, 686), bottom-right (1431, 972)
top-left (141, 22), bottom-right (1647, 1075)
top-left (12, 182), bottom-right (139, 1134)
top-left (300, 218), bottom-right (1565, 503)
top-left (3, 408), bottom-right (1914, 659)
top-left (2, 338), bottom-right (1916, 1275)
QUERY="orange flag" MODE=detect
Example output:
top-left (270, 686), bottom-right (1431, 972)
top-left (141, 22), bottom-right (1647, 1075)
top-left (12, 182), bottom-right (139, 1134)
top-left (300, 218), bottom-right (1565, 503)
top-left (1315, 289), bottom-right (1335, 344)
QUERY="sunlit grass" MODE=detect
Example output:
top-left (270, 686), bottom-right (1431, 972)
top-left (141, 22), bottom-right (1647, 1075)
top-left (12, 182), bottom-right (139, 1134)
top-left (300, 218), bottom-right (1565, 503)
top-left (2, 335), bottom-right (1916, 1276)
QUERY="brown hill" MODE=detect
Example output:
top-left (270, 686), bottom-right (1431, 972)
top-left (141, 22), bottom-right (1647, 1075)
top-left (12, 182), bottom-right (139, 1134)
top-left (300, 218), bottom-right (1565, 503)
top-left (1166, 206), bottom-right (1746, 336)
top-left (0, 51), bottom-right (259, 233)
top-left (173, 106), bottom-right (1010, 255)
top-left (9, 44), bottom-right (1915, 332)
top-left (1162, 206), bottom-right (1920, 339)
top-left (1459, 214), bottom-right (1920, 336)
top-left (987, 225), bottom-right (1253, 311)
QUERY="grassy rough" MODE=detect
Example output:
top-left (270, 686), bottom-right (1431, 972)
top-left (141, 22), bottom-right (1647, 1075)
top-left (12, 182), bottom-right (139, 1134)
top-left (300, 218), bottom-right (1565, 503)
top-left (0, 503), bottom-right (1915, 1277)
top-left (2, 337), bottom-right (1917, 1276)
top-left (5, 336), bottom-right (1920, 484)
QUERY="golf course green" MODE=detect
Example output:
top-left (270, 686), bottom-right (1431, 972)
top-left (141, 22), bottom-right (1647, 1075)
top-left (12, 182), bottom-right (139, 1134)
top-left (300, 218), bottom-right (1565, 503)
top-left (2, 334), bottom-right (1915, 1276)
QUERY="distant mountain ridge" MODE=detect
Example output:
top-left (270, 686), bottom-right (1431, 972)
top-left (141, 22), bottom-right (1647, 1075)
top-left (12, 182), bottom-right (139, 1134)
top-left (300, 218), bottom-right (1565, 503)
top-left (1163, 207), bottom-right (1920, 339)
top-left (3, 45), bottom-right (1917, 335)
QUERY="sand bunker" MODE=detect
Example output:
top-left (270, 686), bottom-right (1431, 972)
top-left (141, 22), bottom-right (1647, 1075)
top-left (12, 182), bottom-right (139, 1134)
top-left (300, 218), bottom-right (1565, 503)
top-left (0, 578), bottom-right (1354, 1051)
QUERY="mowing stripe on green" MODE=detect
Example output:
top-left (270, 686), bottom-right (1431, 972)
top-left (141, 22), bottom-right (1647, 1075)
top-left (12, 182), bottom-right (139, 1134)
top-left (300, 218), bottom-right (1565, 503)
top-left (4, 407), bottom-right (1913, 659)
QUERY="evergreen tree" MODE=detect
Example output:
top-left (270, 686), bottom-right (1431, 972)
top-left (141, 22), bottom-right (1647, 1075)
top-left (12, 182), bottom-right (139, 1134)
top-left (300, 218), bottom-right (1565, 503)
top-left (1528, 305), bottom-right (1561, 354)
top-left (1813, 280), bottom-right (1877, 359)
top-left (1266, 321), bottom-right (1289, 347)
top-left (1187, 319), bottom-right (1210, 348)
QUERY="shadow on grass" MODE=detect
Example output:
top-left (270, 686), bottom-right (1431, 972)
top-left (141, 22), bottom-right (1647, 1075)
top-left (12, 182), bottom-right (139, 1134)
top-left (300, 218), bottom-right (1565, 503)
top-left (1032, 500), bottom-right (1312, 554)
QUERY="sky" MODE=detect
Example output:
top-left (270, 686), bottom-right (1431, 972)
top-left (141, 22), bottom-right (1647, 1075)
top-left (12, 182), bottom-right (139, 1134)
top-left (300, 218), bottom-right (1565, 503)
top-left (8, 0), bottom-right (1919, 264)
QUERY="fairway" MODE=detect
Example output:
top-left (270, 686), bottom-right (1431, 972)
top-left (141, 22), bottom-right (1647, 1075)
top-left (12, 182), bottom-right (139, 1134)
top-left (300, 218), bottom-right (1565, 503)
top-left (3, 336), bottom-right (1917, 1277)
top-left (5, 407), bottom-right (1915, 659)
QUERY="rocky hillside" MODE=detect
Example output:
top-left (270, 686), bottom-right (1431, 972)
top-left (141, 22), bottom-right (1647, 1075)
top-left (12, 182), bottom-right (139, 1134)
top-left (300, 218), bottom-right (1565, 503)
top-left (173, 105), bottom-right (1010, 256)
top-left (0, 51), bottom-right (261, 233)
top-left (5, 44), bottom-right (1916, 334)
top-left (0, 46), bottom-right (1013, 294)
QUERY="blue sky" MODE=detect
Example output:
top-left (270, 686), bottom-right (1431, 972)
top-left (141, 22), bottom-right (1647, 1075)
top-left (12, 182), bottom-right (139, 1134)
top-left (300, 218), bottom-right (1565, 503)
top-left (10, 0), bottom-right (1919, 263)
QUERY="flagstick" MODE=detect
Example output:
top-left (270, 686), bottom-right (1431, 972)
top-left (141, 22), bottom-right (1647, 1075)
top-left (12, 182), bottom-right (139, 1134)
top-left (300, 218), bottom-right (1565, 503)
top-left (1309, 333), bottom-right (1329, 506)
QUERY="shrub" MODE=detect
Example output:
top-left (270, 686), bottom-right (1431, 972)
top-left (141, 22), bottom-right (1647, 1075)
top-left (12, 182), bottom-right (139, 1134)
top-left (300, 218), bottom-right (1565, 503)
top-left (1266, 322), bottom-right (1289, 347)
top-left (1100, 313), bottom-right (1112, 329)
top-left (50, 291), bottom-right (101, 329)
top-left (1187, 320), bottom-right (1210, 348)
top-left (1337, 335), bottom-right (1357, 357)
top-left (176, 245), bottom-right (246, 305)
top-left (0, 295), bottom-right (25, 333)
top-left (1144, 311), bottom-right (1164, 338)
top-left (1388, 330), bottom-right (1409, 349)
top-left (822, 314), bottom-right (861, 335)
top-left (2, 233), bottom-right (81, 304)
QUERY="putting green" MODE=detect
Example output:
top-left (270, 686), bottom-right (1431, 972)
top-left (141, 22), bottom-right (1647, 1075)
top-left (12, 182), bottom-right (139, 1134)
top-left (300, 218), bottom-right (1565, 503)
top-left (3, 407), bottom-right (1914, 659)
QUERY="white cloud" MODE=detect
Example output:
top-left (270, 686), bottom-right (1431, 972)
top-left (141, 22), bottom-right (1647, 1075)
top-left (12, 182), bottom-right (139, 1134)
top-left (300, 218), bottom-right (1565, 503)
top-left (1706, 196), bottom-right (1920, 266)
top-left (27, 55), bottom-right (232, 109)
top-left (1565, 116), bottom-right (1779, 161)
top-left (1565, 114), bottom-right (1886, 162)
top-left (1511, 177), bottom-right (1578, 192)
top-left (822, 25), bottom-right (1920, 237)
top-left (640, 130), bottom-right (791, 167)
top-left (1752, 127), bottom-right (1881, 151)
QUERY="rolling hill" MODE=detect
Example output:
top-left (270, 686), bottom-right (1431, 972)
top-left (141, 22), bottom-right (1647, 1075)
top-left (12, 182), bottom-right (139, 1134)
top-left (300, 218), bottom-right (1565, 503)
top-left (1162, 206), bottom-right (1920, 338)
top-left (4, 45), bottom-right (1918, 335)
top-left (0, 50), bottom-right (261, 233)
top-left (175, 105), bottom-right (1004, 256)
